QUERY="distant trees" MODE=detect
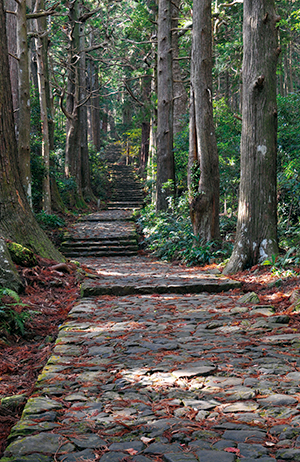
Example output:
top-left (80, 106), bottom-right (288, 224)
top-left (0, 0), bottom-right (63, 262)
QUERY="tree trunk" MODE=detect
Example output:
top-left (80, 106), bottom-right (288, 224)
top-left (224, 0), bottom-right (279, 274)
top-left (140, 122), bottom-right (150, 176)
top-left (171, 0), bottom-right (187, 136)
top-left (188, 0), bottom-right (220, 243)
top-left (5, 0), bottom-right (19, 131)
top-left (64, 0), bottom-right (85, 206)
top-left (17, 0), bottom-right (32, 208)
top-left (88, 59), bottom-right (101, 152)
top-left (156, 0), bottom-right (175, 211)
top-left (139, 75), bottom-right (151, 176)
top-left (34, 0), bottom-right (51, 213)
top-left (79, 19), bottom-right (95, 203)
top-left (0, 0), bottom-right (63, 262)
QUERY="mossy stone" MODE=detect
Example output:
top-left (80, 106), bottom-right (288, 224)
top-left (1, 394), bottom-right (27, 410)
top-left (7, 242), bottom-right (37, 267)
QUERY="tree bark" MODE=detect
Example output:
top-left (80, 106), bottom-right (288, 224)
top-left (171, 0), bottom-right (187, 136)
top-left (88, 58), bottom-right (101, 152)
top-left (34, 0), bottom-right (51, 213)
top-left (79, 19), bottom-right (95, 203)
top-left (224, 0), bottom-right (279, 274)
top-left (139, 75), bottom-right (151, 176)
top-left (156, 0), bottom-right (175, 211)
top-left (188, 0), bottom-right (220, 243)
top-left (0, 0), bottom-right (63, 262)
top-left (64, 0), bottom-right (85, 206)
top-left (17, 0), bottom-right (32, 208)
top-left (140, 121), bottom-right (150, 176)
top-left (5, 0), bottom-right (19, 131)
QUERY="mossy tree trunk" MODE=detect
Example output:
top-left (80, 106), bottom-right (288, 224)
top-left (0, 0), bottom-right (63, 262)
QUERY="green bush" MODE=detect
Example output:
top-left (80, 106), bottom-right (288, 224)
top-left (35, 211), bottom-right (66, 230)
top-left (138, 194), bottom-right (232, 266)
top-left (0, 288), bottom-right (31, 337)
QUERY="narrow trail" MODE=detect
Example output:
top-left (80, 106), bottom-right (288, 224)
top-left (2, 158), bottom-right (300, 461)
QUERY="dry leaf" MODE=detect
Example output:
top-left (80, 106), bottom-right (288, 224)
top-left (125, 448), bottom-right (138, 455)
top-left (141, 436), bottom-right (155, 444)
top-left (224, 447), bottom-right (241, 456)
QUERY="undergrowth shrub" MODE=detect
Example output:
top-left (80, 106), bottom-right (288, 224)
top-left (35, 211), bottom-right (66, 230)
top-left (138, 194), bottom-right (233, 266)
top-left (0, 289), bottom-right (31, 337)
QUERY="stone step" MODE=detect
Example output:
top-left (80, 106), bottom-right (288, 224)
top-left (81, 277), bottom-right (241, 297)
top-left (108, 202), bottom-right (142, 208)
top-left (62, 249), bottom-right (138, 258)
top-left (63, 245), bottom-right (138, 253)
top-left (111, 192), bottom-right (143, 197)
top-left (61, 238), bottom-right (138, 247)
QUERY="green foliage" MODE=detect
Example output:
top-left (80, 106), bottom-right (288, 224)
top-left (0, 288), bottom-right (31, 337)
top-left (214, 98), bottom-right (241, 214)
top-left (138, 194), bottom-right (232, 266)
top-left (173, 116), bottom-right (189, 193)
top-left (277, 94), bottom-right (300, 236)
top-left (89, 145), bottom-right (111, 201)
top-left (120, 129), bottom-right (142, 163)
top-left (262, 247), bottom-right (300, 278)
top-left (35, 211), bottom-right (66, 230)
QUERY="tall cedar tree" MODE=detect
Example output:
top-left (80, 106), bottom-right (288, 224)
top-left (224, 0), bottom-right (280, 273)
top-left (188, 0), bottom-right (220, 243)
top-left (156, 0), bottom-right (175, 211)
top-left (0, 0), bottom-right (63, 261)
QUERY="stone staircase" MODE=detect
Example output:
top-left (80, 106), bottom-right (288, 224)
top-left (60, 145), bottom-right (144, 258)
top-left (59, 217), bottom-right (139, 258)
top-left (108, 163), bottom-right (144, 209)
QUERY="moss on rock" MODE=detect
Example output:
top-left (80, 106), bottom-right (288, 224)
top-left (6, 242), bottom-right (37, 267)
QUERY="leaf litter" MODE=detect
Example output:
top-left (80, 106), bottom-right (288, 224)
top-left (0, 257), bottom-right (80, 456)
top-left (1, 259), bottom-right (300, 459)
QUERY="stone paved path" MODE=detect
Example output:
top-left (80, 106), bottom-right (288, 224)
top-left (2, 210), bottom-right (300, 461)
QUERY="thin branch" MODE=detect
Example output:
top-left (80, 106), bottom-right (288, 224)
top-left (170, 0), bottom-right (180, 9)
top-left (8, 52), bottom-right (19, 61)
top-left (233, 113), bottom-right (242, 121)
top-left (5, 10), bottom-right (16, 15)
top-left (26, 2), bottom-right (59, 19)
top-left (178, 23), bottom-right (193, 37)
top-left (59, 89), bottom-right (73, 120)
top-left (173, 92), bottom-right (187, 101)
top-left (126, 39), bottom-right (156, 45)
top-left (218, 0), bottom-right (243, 8)
top-left (124, 81), bottom-right (144, 106)
top-left (27, 30), bottom-right (48, 38)
top-left (84, 42), bottom-right (108, 53)
top-left (79, 7), bottom-right (101, 23)
top-left (75, 93), bottom-right (91, 109)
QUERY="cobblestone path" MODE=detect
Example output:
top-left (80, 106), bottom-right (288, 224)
top-left (2, 209), bottom-right (300, 461)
